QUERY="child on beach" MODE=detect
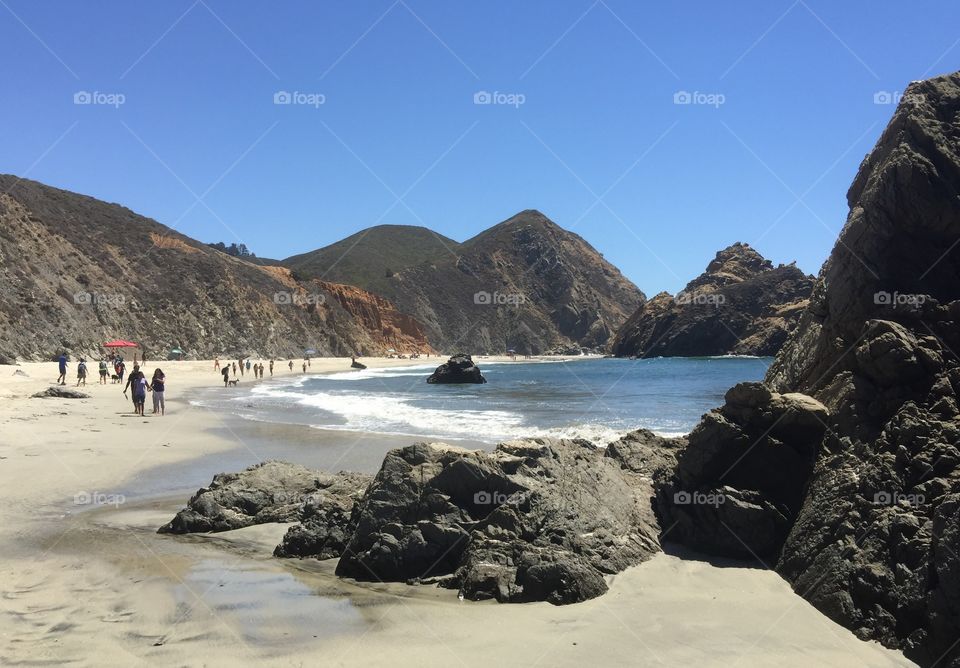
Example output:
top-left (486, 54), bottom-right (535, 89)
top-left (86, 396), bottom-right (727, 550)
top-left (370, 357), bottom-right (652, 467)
top-left (98, 359), bottom-right (108, 384)
top-left (76, 359), bottom-right (87, 386)
top-left (214, 357), bottom-right (220, 370)
top-left (149, 368), bottom-right (166, 415)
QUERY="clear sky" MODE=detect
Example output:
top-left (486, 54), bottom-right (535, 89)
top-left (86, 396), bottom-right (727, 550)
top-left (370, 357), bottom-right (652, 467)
top-left (2, 1), bottom-right (958, 294)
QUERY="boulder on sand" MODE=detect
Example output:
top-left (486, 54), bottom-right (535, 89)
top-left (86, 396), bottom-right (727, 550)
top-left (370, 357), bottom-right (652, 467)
top-left (32, 386), bottom-right (89, 399)
top-left (332, 438), bottom-right (661, 604)
top-left (426, 354), bottom-right (487, 384)
top-left (274, 471), bottom-right (372, 559)
top-left (159, 461), bottom-right (337, 534)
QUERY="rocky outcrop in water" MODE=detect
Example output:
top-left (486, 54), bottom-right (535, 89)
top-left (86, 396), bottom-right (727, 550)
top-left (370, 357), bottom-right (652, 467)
top-left (610, 243), bottom-right (813, 358)
top-left (159, 462), bottom-right (341, 534)
top-left (334, 439), bottom-right (661, 604)
top-left (660, 72), bottom-right (960, 666)
top-left (426, 354), bottom-right (487, 384)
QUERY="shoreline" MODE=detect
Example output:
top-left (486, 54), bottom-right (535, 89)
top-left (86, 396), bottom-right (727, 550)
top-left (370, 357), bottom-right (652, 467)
top-left (0, 357), bottom-right (915, 666)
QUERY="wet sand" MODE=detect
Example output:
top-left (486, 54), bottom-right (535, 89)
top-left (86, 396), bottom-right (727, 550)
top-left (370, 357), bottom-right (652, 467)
top-left (0, 359), bottom-right (915, 666)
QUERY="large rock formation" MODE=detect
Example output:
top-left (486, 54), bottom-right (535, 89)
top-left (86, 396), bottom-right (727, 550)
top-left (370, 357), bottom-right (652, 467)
top-left (291, 210), bottom-right (645, 355)
top-left (610, 243), bottom-right (813, 357)
top-left (158, 462), bottom-right (366, 534)
top-left (334, 439), bottom-right (661, 604)
top-left (426, 354), bottom-right (487, 384)
top-left (0, 176), bottom-right (433, 361)
top-left (660, 72), bottom-right (960, 666)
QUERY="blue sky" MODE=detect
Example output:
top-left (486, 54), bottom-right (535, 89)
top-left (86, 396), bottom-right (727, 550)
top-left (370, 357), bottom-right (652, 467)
top-left (1, 1), bottom-right (958, 294)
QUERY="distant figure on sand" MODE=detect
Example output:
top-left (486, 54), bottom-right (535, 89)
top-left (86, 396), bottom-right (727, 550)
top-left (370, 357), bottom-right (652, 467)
top-left (214, 357), bottom-right (220, 370)
top-left (149, 368), bottom-right (166, 415)
top-left (222, 365), bottom-right (230, 387)
top-left (246, 359), bottom-right (251, 375)
top-left (98, 358), bottom-right (108, 384)
top-left (116, 359), bottom-right (126, 385)
top-left (124, 365), bottom-right (147, 416)
top-left (57, 353), bottom-right (68, 385)
top-left (269, 360), bottom-right (274, 376)
top-left (76, 359), bottom-right (87, 386)
top-left (232, 362), bottom-right (237, 376)
top-left (302, 361), bottom-right (307, 373)
top-left (288, 360), bottom-right (293, 372)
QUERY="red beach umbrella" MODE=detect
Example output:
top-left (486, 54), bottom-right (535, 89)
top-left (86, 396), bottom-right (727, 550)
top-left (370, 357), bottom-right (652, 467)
top-left (103, 340), bottom-right (138, 348)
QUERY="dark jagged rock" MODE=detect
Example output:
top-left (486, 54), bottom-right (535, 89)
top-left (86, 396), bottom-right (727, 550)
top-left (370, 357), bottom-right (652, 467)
top-left (663, 72), bottom-right (960, 666)
top-left (333, 439), bottom-right (661, 604)
top-left (604, 428), bottom-right (687, 481)
top-left (426, 354), bottom-right (487, 384)
top-left (159, 461), bottom-right (328, 534)
top-left (656, 383), bottom-right (828, 560)
top-left (31, 386), bottom-right (90, 399)
top-left (350, 360), bottom-right (367, 369)
top-left (274, 471), bottom-right (372, 559)
top-left (610, 243), bottom-right (814, 358)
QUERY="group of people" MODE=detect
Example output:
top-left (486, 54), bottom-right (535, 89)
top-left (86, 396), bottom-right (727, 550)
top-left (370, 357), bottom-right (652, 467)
top-left (214, 356), bottom-right (312, 386)
top-left (122, 365), bottom-right (166, 416)
top-left (55, 352), bottom-right (167, 416)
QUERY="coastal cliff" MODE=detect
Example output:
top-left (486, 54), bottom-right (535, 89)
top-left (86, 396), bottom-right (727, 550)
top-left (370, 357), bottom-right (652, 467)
top-left (610, 243), bottom-right (813, 358)
top-left (658, 71), bottom-right (960, 666)
top-left (0, 176), bottom-right (432, 361)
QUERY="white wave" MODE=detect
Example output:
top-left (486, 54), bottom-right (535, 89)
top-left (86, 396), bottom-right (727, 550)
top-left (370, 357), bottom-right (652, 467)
top-left (295, 391), bottom-right (524, 440)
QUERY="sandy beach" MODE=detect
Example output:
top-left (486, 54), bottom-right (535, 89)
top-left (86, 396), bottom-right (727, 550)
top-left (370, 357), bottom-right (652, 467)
top-left (0, 358), bottom-right (914, 667)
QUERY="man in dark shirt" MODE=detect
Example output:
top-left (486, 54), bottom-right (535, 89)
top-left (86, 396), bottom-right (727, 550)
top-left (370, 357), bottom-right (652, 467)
top-left (57, 353), bottom-right (68, 385)
top-left (123, 365), bottom-right (146, 413)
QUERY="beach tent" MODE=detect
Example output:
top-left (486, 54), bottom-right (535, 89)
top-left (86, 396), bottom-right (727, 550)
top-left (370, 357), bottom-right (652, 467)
top-left (168, 348), bottom-right (185, 361)
top-left (304, 349), bottom-right (318, 355)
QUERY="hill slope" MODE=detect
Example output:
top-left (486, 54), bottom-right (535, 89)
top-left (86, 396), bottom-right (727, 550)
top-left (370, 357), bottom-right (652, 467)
top-left (610, 243), bottom-right (814, 357)
top-left (283, 225), bottom-right (461, 296)
top-left (372, 210), bottom-right (645, 354)
top-left (0, 176), bottom-right (432, 361)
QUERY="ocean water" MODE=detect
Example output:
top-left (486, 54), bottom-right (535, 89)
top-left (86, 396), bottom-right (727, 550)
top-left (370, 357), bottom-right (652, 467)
top-left (196, 357), bottom-right (771, 447)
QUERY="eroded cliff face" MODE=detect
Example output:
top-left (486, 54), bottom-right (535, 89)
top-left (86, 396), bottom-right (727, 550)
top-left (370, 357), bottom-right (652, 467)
top-left (0, 177), bottom-right (432, 361)
top-left (656, 72), bottom-right (960, 666)
top-left (610, 243), bottom-right (813, 357)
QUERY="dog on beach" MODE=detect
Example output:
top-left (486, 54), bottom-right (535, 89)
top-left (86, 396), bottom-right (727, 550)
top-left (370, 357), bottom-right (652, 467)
top-left (111, 374), bottom-right (120, 383)
top-left (227, 379), bottom-right (239, 386)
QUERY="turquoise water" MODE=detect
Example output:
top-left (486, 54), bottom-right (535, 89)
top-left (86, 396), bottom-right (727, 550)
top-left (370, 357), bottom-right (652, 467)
top-left (206, 357), bottom-right (771, 446)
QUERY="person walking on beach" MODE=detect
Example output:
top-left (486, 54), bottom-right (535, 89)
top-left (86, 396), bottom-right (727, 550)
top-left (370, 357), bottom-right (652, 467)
top-left (116, 359), bottom-right (126, 385)
top-left (245, 359), bottom-right (251, 375)
top-left (123, 364), bottom-right (147, 415)
top-left (232, 362), bottom-right (237, 376)
top-left (76, 359), bottom-right (88, 386)
top-left (287, 360), bottom-right (293, 372)
top-left (238, 358), bottom-right (244, 376)
top-left (302, 360), bottom-right (307, 374)
top-left (214, 357), bottom-right (220, 371)
top-left (149, 368), bottom-right (166, 415)
top-left (222, 364), bottom-right (230, 386)
top-left (98, 358), bottom-right (108, 385)
top-left (269, 359), bottom-right (274, 376)
top-left (56, 353), bottom-right (68, 385)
